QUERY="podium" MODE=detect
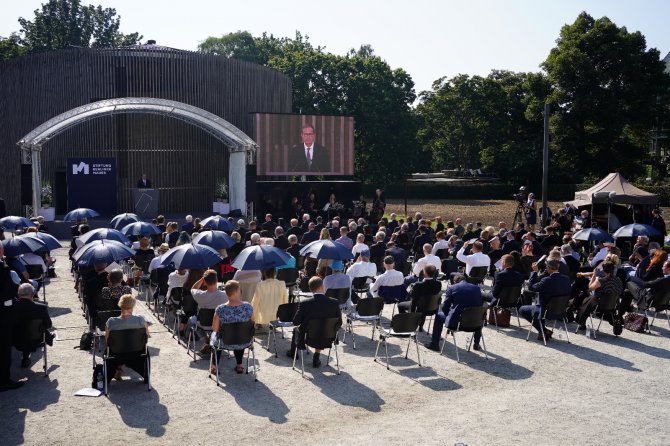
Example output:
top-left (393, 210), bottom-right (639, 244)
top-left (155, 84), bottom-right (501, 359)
top-left (132, 188), bottom-right (159, 218)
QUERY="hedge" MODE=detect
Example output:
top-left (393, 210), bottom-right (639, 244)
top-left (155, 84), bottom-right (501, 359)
top-left (366, 183), bottom-right (578, 201)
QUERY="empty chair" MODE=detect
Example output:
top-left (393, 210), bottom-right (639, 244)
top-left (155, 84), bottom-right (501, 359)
top-left (92, 306), bottom-right (122, 367)
top-left (344, 297), bottom-right (384, 349)
top-left (415, 293), bottom-right (442, 334)
top-left (187, 307), bottom-right (216, 361)
top-left (378, 284), bottom-right (408, 316)
top-left (525, 295), bottom-right (571, 346)
top-left (440, 306), bottom-right (488, 362)
top-left (25, 264), bottom-right (46, 301)
top-left (174, 293), bottom-right (198, 346)
top-left (163, 287), bottom-right (183, 326)
top-left (14, 319), bottom-right (49, 377)
top-left (210, 320), bottom-right (257, 385)
top-left (103, 328), bottom-right (151, 395)
top-left (465, 266), bottom-right (488, 285)
top-left (325, 287), bottom-right (350, 310)
top-left (277, 268), bottom-right (300, 303)
top-left (351, 276), bottom-right (371, 304)
top-left (492, 286), bottom-right (523, 328)
top-left (374, 312), bottom-right (422, 370)
top-left (646, 289), bottom-right (670, 331)
top-left (267, 302), bottom-right (300, 357)
top-left (293, 317), bottom-right (341, 377)
top-left (586, 289), bottom-right (620, 339)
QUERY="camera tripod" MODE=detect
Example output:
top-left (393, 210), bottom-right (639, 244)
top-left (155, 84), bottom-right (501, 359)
top-left (512, 202), bottom-right (526, 228)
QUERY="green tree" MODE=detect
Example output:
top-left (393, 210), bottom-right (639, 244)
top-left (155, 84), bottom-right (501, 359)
top-left (543, 12), bottom-right (670, 180)
top-left (0, 33), bottom-right (26, 60)
top-left (17, 0), bottom-right (141, 53)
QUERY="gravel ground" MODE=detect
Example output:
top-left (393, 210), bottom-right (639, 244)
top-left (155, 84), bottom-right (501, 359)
top-left (2, 238), bottom-right (670, 445)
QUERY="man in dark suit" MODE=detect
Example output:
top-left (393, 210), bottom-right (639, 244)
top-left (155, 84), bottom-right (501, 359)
top-left (300, 223), bottom-right (319, 245)
top-left (1, 244), bottom-right (23, 391)
top-left (261, 214), bottom-right (277, 233)
top-left (369, 232), bottom-right (387, 272)
top-left (286, 235), bottom-right (302, 260)
top-left (12, 283), bottom-right (52, 368)
top-left (385, 241), bottom-right (407, 272)
top-left (314, 216), bottom-right (325, 233)
top-left (136, 173), bottom-right (151, 189)
top-left (398, 264), bottom-right (442, 330)
top-left (621, 260), bottom-right (670, 312)
top-left (286, 218), bottom-right (304, 238)
top-left (412, 226), bottom-right (431, 258)
top-left (328, 220), bottom-right (340, 240)
top-left (425, 275), bottom-right (483, 351)
top-left (274, 227), bottom-right (289, 250)
top-left (83, 263), bottom-right (109, 324)
top-left (519, 259), bottom-right (571, 340)
top-left (501, 231), bottom-right (520, 254)
top-left (288, 124), bottom-right (331, 173)
top-left (482, 254), bottom-right (524, 307)
top-left (287, 277), bottom-right (341, 367)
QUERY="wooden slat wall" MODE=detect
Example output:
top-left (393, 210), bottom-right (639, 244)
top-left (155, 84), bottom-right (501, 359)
top-left (0, 47), bottom-right (292, 215)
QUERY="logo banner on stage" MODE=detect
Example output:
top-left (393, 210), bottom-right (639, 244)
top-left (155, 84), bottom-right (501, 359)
top-left (66, 157), bottom-right (117, 216)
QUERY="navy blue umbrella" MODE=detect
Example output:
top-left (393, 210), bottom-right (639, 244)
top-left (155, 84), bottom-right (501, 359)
top-left (300, 239), bottom-right (355, 261)
top-left (17, 232), bottom-right (62, 252)
top-left (110, 213), bottom-right (139, 230)
top-left (613, 224), bottom-right (661, 239)
top-left (79, 228), bottom-right (132, 247)
top-left (200, 215), bottom-right (235, 232)
top-left (232, 245), bottom-right (291, 270)
top-left (572, 228), bottom-right (614, 243)
top-left (160, 243), bottom-right (222, 269)
top-left (64, 208), bottom-right (100, 222)
top-left (120, 221), bottom-right (162, 237)
top-left (192, 230), bottom-right (235, 250)
top-left (0, 216), bottom-right (36, 231)
top-left (2, 237), bottom-right (47, 257)
top-left (72, 239), bottom-right (136, 266)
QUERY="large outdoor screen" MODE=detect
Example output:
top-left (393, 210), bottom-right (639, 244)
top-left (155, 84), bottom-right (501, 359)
top-left (253, 113), bottom-right (354, 176)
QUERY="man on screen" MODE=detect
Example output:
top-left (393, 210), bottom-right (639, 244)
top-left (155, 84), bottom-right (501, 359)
top-left (288, 124), bottom-right (330, 173)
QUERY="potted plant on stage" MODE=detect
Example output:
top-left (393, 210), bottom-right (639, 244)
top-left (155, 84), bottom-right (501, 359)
top-left (213, 179), bottom-right (230, 215)
top-left (39, 181), bottom-right (55, 221)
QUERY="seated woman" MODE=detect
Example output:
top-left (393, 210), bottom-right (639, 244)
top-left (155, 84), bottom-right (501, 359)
top-left (104, 294), bottom-right (150, 382)
top-left (576, 261), bottom-right (622, 330)
top-left (210, 280), bottom-right (254, 374)
top-left (250, 268), bottom-right (288, 326)
top-left (100, 269), bottom-right (132, 302)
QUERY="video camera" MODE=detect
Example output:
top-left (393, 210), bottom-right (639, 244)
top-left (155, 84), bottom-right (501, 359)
top-left (512, 186), bottom-right (528, 204)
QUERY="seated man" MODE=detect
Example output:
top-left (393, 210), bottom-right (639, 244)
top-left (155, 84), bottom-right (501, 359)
top-left (519, 259), bottom-right (571, 341)
top-left (621, 260), bottom-right (670, 312)
top-left (251, 268), bottom-right (288, 326)
top-left (384, 241), bottom-right (407, 272)
top-left (12, 283), bottom-right (52, 368)
top-left (370, 256), bottom-right (405, 298)
top-left (346, 249), bottom-right (377, 282)
top-left (287, 276), bottom-right (342, 368)
top-left (453, 240), bottom-right (491, 283)
top-left (398, 264), bottom-right (442, 331)
top-left (405, 243), bottom-right (441, 286)
top-left (482, 254), bottom-right (524, 307)
top-left (425, 275), bottom-right (483, 351)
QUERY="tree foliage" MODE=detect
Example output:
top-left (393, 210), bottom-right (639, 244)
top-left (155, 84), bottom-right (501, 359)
top-left (199, 31), bottom-right (419, 185)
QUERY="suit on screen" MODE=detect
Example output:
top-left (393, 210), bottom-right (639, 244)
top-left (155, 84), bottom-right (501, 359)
top-left (288, 143), bottom-right (330, 173)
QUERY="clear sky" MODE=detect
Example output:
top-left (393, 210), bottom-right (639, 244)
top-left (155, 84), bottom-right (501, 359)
top-left (1, 0), bottom-right (668, 94)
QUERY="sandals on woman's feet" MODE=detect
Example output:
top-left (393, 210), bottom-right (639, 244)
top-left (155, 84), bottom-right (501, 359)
top-left (234, 365), bottom-right (244, 374)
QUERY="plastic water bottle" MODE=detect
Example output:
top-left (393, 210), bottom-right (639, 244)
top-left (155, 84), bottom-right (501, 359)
top-left (96, 371), bottom-right (104, 390)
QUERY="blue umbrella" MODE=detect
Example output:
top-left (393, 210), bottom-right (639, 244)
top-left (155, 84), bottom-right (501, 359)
top-left (72, 239), bottom-right (136, 266)
top-left (200, 215), bottom-right (235, 232)
top-left (0, 216), bottom-right (36, 231)
top-left (78, 228), bottom-right (132, 247)
top-left (120, 221), bottom-right (162, 237)
top-left (2, 237), bottom-right (47, 257)
top-left (64, 208), bottom-right (100, 222)
top-left (300, 239), bottom-right (355, 261)
top-left (110, 213), bottom-right (139, 230)
top-left (160, 243), bottom-right (222, 269)
top-left (572, 228), bottom-right (614, 243)
top-left (232, 245), bottom-right (291, 270)
top-left (17, 232), bottom-right (62, 252)
top-left (613, 224), bottom-right (661, 239)
top-left (192, 230), bottom-right (235, 250)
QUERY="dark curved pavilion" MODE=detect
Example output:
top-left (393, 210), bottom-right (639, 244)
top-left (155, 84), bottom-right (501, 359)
top-left (0, 44), bottom-right (292, 215)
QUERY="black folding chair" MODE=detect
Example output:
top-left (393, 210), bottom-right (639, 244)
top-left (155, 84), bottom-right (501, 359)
top-left (493, 286), bottom-right (523, 329)
top-left (16, 319), bottom-right (49, 377)
top-left (344, 297), bottom-right (384, 349)
top-left (374, 312), bottom-right (422, 370)
top-left (465, 266), bottom-right (488, 285)
top-left (103, 328), bottom-right (151, 395)
top-left (415, 293), bottom-right (442, 334)
top-left (163, 287), bottom-right (183, 327)
top-left (174, 293), bottom-right (198, 346)
top-left (92, 306), bottom-right (122, 367)
top-left (25, 264), bottom-right (46, 302)
top-left (267, 302), bottom-right (299, 357)
top-left (277, 268), bottom-right (300, 303)
top-left (293, 317), bottom-right (341, 377)
top-left (645, 289), bottom-right (670, 332)
top-left (351, 276), bottom-right (371, 304)
top-left (325, 287), bottom-right (351, 311)
top-left (210, 320), bottom-right (257, 385)
top-left (440, 306), bottom-right (488, 362)
top-left (187, 307), bottom-right (216, 361)
top-left (526, 295), bottom-right (571, 345)
top-left (587, 289), bottom-right (620, 339)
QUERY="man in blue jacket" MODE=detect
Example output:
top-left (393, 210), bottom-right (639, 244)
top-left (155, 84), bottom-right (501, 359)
top-left (425, 276), bottom-right (483, 351)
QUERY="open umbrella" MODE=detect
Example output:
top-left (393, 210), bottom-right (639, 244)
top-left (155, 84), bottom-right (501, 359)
top-left (2, 237), bottom-right (47, 257)
top-left (613, 224), bottom-right (661, 239)
top-left (200, 215), bottom-right (235, 232)
top-left (300, 239), bottom-right (355, 261)
top-left (232, 245), bottom-right (291, 270)
top-left (160, 243), bottom-right (222, 269)
top-left (16, 232), bottom-right (62, 251)
top-left (192, 230), bottom-right (235, 250)
top-left (0, 216), bottom-right (36, 231)
top-left (72, 239), bottom-right (136, 266)
top-left (64, 208), bottom-right (100, 221)
top-left (572, 228), bottom-right (614, 243)
top-left (78, 228), bottom-right (132, 247)
top-left (120, 221), bottom-right (162, 237)
top-left (110, 213), bottom-right (139, 229)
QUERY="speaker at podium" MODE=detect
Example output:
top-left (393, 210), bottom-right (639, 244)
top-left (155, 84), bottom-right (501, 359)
top-left (132, 188), bottom-right (159, 218)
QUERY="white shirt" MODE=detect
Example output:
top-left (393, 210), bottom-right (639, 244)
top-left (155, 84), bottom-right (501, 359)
top-left (19, 253), bottom-right (47, 273)
top-left (346, 261), bottom-right (377, 279)
top-left (352, 243), bottom-right (368, 256)
top-left (370, 268), bottom-right (405, 296)
top-left (412, 254), bottom-right (442, 276)
top-left (234, 269), bottom-right (262, 283)
top-left (456, 247), bottom-right (491, 276)
top-left (431, 240), bottom-right (450, 255)
top-left (166, 270), bottom-right (189, 301)
top-left (148, 255), bottom-right (163, 273)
